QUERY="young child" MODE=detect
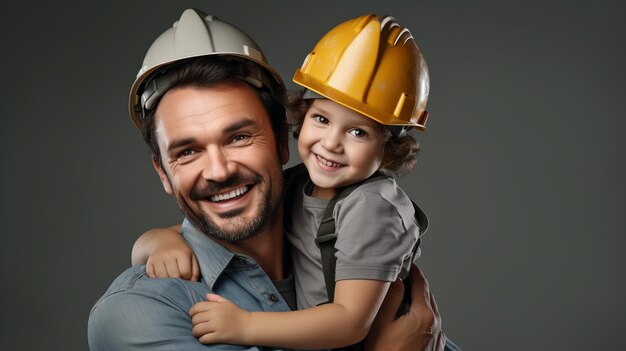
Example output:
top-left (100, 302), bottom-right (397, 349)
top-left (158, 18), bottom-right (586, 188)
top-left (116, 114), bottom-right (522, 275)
top-left (133, 14), bottom-right (431, 350)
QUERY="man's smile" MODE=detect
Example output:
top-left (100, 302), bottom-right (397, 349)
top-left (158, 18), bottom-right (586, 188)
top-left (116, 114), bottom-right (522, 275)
top-left (208, 185), bottom-right (251, 202)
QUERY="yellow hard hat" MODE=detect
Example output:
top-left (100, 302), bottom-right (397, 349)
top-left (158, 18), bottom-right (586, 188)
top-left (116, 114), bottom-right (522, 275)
top-left (293, 14), bottom-right (429, 131)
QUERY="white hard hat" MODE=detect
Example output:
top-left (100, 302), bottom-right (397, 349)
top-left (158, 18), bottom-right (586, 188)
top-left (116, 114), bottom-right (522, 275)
top-left (129, 9), bottom-right (284, 128)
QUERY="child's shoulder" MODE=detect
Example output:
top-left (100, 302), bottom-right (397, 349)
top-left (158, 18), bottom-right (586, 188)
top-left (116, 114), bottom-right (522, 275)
top-left (343, 176), bottom-right (414, 210)
top-left (339, 177), bottom-right (428, 236)
top-left (354, 176), bottom-right (408, 196)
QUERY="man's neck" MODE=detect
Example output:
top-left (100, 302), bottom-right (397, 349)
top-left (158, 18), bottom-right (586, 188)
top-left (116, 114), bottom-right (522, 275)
top-left (217, 222), bottom-right (285, 281)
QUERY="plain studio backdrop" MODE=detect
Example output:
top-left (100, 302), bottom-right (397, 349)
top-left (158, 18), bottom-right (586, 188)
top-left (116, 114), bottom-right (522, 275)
top-left (1, 1), bottom-right (623, 350)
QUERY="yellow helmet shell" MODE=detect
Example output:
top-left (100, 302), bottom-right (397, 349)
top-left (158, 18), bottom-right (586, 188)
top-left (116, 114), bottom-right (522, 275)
top-left (293, 14), bottom-right (429, 130)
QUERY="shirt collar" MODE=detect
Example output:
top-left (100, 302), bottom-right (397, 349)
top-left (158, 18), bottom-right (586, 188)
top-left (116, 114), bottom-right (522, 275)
top-left (181, 218), bottom-right (237, 290)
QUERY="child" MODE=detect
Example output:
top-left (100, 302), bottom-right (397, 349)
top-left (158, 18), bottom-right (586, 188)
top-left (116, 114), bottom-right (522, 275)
top-left (133, 14), bottom-right (430, 350)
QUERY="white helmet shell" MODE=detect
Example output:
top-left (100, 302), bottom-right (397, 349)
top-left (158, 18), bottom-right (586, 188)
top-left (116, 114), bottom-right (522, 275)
top-left (129, 9), bottom-right (283, 128)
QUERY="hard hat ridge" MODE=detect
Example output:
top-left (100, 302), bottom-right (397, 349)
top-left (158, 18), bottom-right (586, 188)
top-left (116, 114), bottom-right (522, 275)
top-left (377, 15), bottom-right (414, 47)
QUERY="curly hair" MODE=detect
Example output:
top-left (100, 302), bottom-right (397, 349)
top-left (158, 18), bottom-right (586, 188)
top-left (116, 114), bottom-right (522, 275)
top-left (286, 89), bottom-right (419, 177)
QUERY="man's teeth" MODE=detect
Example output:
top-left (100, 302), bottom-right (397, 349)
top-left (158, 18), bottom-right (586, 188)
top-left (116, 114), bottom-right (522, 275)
top-left (317, 154), bottom-right (342, 168)
top-left (209, 185), bottom-right (249, 202)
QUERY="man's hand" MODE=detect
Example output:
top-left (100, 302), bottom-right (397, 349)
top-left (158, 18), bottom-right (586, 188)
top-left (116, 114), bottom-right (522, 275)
top-left (365, 265), bottom-right (446, 351)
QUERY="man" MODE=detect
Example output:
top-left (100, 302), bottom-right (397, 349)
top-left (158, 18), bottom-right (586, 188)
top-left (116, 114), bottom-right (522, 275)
top-left (88, 9), bottom-right (453, 350)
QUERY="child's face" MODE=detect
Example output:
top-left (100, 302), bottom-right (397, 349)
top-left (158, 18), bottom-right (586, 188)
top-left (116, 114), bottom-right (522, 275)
top-left (298, 99), bottom-right (386, 199)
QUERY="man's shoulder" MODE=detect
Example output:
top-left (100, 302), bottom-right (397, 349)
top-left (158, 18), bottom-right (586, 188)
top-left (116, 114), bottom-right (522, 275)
top-left (88, 265), bottom-right (210, 349)
top-left (90, 265), bottom-right (206, 316)
top-left (87, 266), bottom-right (253, 350)
top-left (102, 264), bottom-right (149, 293)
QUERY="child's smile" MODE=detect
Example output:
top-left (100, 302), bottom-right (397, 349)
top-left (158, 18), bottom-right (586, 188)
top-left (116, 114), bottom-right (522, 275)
top-left (298, 99), bottom-right (386, 199)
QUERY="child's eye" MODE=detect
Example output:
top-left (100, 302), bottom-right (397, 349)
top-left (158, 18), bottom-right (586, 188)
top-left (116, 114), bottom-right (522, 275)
top-left (313, 115), bottom-right (329, 124)
top-left (348, 128), bottom-right (368, 138)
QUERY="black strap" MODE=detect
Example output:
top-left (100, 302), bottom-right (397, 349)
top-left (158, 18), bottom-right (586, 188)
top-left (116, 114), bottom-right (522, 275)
top-left (314, 180), bottom-right (364, 303)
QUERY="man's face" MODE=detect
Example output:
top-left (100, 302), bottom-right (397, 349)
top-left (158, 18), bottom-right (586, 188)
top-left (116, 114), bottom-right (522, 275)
top-left (152, 83), bottom-right (289, 242)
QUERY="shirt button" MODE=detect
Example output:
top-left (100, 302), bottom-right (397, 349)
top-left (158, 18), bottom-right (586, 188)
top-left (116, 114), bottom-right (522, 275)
top-left (268, 294), bottom-right (279, 303)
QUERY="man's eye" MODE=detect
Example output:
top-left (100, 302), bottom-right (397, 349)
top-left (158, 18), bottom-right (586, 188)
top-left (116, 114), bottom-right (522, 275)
top-left (231, 134), bottom-right (249, 143)
top-left (313, 115), bottom-right (329, 124)
top-left (177, 149), bottom-right (195, 158)
top-left (349, 128), bottom-right (368, 138)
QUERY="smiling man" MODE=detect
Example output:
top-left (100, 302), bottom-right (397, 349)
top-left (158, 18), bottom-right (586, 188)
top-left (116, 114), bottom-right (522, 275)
top-left (88, 9), bottom-right (452, 351)
top-left (153, 84), bottom-right (287, 248)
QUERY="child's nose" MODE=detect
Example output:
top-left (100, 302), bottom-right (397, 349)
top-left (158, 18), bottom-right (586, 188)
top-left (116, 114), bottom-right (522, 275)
top-left (321, 131), bottom-right (343, 153)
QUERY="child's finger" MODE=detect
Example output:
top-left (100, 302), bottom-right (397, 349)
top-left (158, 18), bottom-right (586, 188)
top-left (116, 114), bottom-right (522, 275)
top-left (163, 258), bottom-right (182, 278)
top-left (146, 263), bottom-right (156, 278)
top-left (175, 256), bottom-right (192, 280)
top-left (191, 310), bottom-right (210, 325)
top-left (198, 332), bottom-right (218, 345)
top-left (192, 320), bottom-right (214, 338)
top-left (189, 302), bottom-right (212, 317)
top-left (205, 293), bottom-right (229, 303)
top-left (153, 261), bottom-right (169, 278)
top-left (191, 255), bottom-right (200, 282)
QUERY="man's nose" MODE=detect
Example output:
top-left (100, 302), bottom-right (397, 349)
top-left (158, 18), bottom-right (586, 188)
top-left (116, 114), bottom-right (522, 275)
top-left (321, 130), bottom-right (344, 153)
top-left (201, 147), bottom-right (233, 182)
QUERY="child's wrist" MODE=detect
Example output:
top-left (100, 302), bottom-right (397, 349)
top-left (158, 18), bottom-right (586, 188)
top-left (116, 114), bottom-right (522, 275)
top-left (239, 311), bottom-right (256, 345)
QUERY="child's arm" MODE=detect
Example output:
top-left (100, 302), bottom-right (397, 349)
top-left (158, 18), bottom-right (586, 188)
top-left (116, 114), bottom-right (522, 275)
top-left (189, 279), bottom-right (390, 349)
top-left (131, 224), bottom-right (200, 281)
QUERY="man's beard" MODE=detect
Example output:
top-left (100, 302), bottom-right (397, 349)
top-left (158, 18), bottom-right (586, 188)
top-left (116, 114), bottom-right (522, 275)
top-left (175, 171), bottom-right (282, 242)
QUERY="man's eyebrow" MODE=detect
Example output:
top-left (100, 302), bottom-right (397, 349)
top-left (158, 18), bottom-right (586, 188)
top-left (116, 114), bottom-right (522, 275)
top-left (167, 138), bottom-right (197, 153)
top-left (223, 118), bottom-right (257, 134)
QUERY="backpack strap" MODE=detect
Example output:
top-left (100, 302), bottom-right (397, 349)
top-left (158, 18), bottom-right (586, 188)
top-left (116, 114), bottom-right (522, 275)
top-left (315, 173), bottom-right (428, 304)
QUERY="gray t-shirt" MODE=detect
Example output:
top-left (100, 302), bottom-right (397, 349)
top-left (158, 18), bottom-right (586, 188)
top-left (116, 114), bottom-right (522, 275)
top-left (285, 174), bottom-right (420, 309)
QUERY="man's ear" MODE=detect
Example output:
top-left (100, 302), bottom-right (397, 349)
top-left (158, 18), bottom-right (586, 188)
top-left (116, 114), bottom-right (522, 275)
top-left (151, 155), bottom-right (173, 195)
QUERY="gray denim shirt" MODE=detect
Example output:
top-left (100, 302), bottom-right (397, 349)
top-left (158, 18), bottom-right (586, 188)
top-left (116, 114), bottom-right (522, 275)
top-left (88, 219), bottom-right (293, 350)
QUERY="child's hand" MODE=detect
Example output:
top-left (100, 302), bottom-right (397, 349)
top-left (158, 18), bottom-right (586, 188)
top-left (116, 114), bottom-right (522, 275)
top-left (131, 225), bottom-right (200, 281)
top-left (145, 236), bottom-right (200, 281)
top-left (190, 294), bottom-right (251, 345)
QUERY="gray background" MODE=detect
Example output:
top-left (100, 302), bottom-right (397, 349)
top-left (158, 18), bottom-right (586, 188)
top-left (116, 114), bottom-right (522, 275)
top-left (1, 0), bottom-right (624, 350)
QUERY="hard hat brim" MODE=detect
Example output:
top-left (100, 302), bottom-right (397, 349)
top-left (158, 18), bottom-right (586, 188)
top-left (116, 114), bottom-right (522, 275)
top-left (293, 70), bottom-right (425, 131)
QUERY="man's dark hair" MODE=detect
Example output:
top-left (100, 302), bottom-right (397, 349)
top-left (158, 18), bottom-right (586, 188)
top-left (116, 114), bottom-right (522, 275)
top-left (140, 56), bottom-right (287, 167)
top-left (286, 89), bottom-right (419, 177)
